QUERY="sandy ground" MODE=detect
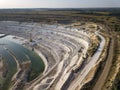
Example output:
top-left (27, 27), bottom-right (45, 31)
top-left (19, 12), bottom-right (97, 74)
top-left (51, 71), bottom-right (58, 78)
top-left (93, 38), bottom-right (114, 90)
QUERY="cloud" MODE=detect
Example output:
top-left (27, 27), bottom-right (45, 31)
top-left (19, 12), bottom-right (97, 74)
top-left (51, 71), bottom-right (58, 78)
top-left (0, 0), bottom-right (119, 8)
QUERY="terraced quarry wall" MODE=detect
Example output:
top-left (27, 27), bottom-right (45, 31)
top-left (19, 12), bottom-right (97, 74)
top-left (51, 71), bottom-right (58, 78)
top-left (0, 21), bottom-right (105, 90)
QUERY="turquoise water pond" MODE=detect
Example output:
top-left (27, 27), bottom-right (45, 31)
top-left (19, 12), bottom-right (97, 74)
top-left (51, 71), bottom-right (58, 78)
top-left (0, 35), bottom-right (45, 89)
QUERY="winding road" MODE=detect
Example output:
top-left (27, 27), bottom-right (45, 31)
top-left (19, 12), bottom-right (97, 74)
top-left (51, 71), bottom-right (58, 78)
top-left (68, 32), bottom-right (106, 90)
top-left (93, 38), bottom-right (114, 90)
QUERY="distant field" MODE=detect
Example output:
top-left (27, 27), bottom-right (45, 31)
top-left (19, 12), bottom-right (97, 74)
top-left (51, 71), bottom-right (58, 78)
top-left (0, 8), bottom-right (120, 31)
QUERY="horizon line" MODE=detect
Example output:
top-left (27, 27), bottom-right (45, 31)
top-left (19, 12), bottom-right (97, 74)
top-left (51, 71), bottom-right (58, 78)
top-left (0, 7), bottom-right (120, 9)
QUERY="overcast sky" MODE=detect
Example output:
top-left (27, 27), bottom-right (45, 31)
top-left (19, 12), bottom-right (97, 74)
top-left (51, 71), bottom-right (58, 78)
top-left (0, 0), bottom-right (120, 8)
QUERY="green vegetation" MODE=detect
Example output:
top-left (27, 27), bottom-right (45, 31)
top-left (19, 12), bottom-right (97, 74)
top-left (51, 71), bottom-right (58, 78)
top-left (111, 34), bottom-right (120, 90)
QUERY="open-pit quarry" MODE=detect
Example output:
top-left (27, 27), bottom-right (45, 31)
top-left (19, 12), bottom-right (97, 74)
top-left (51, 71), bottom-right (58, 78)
top-left (0, 21), bottom-right (108, 90)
